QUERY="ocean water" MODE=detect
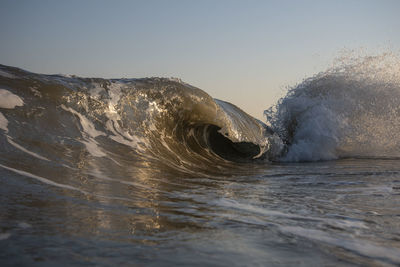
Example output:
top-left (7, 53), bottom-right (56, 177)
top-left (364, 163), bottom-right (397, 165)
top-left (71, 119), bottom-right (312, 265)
top-left (1, 54), bottom-right (400, 266)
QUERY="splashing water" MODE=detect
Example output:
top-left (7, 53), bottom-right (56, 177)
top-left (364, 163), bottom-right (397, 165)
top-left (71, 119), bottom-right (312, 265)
top-left (265, 52), bottom-right (400, 162)
top-left (1, 53), bottom-right (400, 266)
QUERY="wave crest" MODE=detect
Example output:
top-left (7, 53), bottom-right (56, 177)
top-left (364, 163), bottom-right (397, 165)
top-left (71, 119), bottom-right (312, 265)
top-left (265, 52), bottom-right (400, 162)
top-left (0, 65), bottom-right (275, 176)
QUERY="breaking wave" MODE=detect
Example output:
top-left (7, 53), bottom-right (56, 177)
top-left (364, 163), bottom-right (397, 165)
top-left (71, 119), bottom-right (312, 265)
top-left (0, 64), bottom-right (278, 177)
top-left (1, 51), bottom-right (400, 174)
top-left (265, 52), bottom-right (400, 162)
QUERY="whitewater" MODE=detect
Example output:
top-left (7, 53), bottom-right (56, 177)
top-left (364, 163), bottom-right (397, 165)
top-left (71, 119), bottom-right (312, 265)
top-left (0, 53), bottom-right (400, 266)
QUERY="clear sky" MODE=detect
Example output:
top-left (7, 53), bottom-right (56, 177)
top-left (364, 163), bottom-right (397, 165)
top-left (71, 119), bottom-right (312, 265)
top-left (1, 0), bottom-right (399, 120)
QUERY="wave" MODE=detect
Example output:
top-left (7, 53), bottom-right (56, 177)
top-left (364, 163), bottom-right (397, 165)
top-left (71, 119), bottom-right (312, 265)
top-left (1, 51), bottom-right (399, 172)
top-left (264, 52), bottom-right (400, 162)
top-left (0, 64), bottom-right (279, 177)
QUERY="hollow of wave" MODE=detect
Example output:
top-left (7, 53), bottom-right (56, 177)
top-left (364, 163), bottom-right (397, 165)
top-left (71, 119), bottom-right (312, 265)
top-left (1, 54), bottom-right (400, 266)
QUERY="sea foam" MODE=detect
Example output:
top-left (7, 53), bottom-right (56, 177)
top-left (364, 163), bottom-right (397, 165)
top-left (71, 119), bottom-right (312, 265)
top-left (265, 52), bottom-right (400, 162)
top-left (0, 89), bottom-right (24, 109)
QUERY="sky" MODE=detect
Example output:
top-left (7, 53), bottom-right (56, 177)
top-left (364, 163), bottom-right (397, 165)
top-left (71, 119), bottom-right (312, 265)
top-left (1, 0), bottom-right (399, 120)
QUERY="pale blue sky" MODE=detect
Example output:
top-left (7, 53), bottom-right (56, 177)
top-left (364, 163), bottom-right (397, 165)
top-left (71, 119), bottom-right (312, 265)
top-left (1, 0), bottom-right (399, 119)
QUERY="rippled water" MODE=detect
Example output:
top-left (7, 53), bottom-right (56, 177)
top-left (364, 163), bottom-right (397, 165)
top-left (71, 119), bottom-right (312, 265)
top-left (1, 53), bottom-right (400, 265)
top-left (1, 158), bottom-right (400, 266)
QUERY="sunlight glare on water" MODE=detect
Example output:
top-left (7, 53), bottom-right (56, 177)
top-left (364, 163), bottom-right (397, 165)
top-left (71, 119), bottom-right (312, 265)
top-left (1, 52), bottom-right (400, 266)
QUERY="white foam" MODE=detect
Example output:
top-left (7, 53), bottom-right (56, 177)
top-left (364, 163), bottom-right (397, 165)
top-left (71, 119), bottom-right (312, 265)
top-left (168, 77), bottom-right (183, 83)
top-left (0, 112), bottom-right (8, 132)
top-left (89, 84), bottom-right (105, 99)
top-left (0, 70), bottom-right (16, 79)
top-left (108, 83), bottom-right (122, 106)
top-left (108, 133), bottom-right (144, 151)
top-left (29, 86), bottom-right (42, 98)
top-left (0, 233), bottom-right (11, 240)
top-left (61, 105), bottom-right (105, 138)
top-left (104, 116), bottom-right (145, 151)
top-left (0, 89), bottom-right (24, 109)
top-left (216, 198), bottom-right (368, 230)
top-left (61, 105), bottom-right (108, 157)
top-left (281, 226), bottom-right (400, 263)
top-left (0, 163), bottom-right (87, 193)
top-left (0, 163), bottom-right (136, 203)
top-left (7, 136), bottom-right (50, 161)
top-left (82, 139), bottom-right (106, 157)
top-left (265, 52), bottom-right (400, 161)
top-left (18, 222), bottom-right (32, 229)
top-left (98, 82), bottom-right (148, 151)
top-left (282, 103), bottom-right (341, 162)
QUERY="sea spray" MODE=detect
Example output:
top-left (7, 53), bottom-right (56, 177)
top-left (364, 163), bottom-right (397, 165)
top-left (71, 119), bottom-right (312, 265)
top-left (265, 52), bottom-right (400, 162)
top-left (1, 57), bottom-right (400, 266)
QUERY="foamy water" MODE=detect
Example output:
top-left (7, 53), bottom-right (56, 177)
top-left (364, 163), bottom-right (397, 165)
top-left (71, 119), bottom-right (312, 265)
top-left (1, 54), bottom-right (400, 266)
top-left (265, 52), bottom-right (400, 161)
